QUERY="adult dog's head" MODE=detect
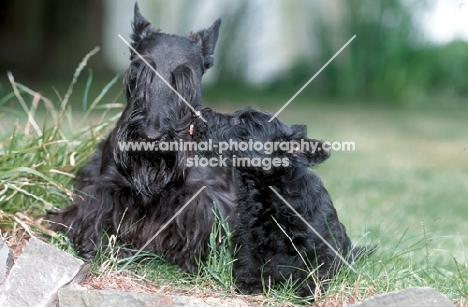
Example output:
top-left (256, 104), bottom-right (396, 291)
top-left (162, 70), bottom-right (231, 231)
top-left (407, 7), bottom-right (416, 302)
top-left (112, 3), bottom-right (221, 195)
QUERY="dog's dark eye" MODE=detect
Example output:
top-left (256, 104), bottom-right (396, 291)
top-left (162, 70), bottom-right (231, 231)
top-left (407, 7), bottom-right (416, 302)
top-left (231, 118), bottom-right (241, 125)
top-left (234, 126), bottom-right (251, 139)
top-left (172, 64), bottom-right (194, 88)
top-left (170, 64), bottom-right (200, 104)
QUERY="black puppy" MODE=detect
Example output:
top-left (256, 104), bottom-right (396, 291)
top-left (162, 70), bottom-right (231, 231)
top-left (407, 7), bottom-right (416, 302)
top-left (191, 107), bottom-right (362, 297)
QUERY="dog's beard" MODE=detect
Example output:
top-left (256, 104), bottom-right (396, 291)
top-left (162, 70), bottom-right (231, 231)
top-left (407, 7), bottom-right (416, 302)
top-left (112, 112), bottom-right (192, 196)
top-left (123, 152), bottom-right (186, 196)
top-left (113, 140), bottom-right (189, 196)
top-left (114, 59), bottom-right (199, 197)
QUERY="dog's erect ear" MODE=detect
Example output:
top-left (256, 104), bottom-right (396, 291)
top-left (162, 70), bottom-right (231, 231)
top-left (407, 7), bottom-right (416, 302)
top-left (289, 125), bottom-right (331, 167)
top-left (302, 139), bottom-right (331, 166)
top-left (188, 19), bottom-right (221, 70)
top-left (288, 138), bottom-right (331, 168)
top-left (131, 2), bottom-right (160, 47)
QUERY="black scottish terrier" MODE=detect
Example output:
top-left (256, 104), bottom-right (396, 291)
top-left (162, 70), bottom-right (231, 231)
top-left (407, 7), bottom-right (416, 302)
top-left (49, 4), bottom-right (237, 273)
top-left (50, 3), bottom-right (365, 298)
top-left (191, 108), bottom-right (362, 297)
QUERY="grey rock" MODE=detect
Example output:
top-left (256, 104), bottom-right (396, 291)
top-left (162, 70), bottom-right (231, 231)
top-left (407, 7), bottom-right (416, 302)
top-left (58, 285), bottom-right (250, 307)
top-left (0, 237), bottom-right (89, 307)
top-left (0, 238), bottom-right (14, 284)
top-left (349, 287), bottom-right (455, 307)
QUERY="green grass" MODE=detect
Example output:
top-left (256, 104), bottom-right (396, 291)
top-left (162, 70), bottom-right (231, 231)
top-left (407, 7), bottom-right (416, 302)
top-left (1, 53), bottom-right (467, 306)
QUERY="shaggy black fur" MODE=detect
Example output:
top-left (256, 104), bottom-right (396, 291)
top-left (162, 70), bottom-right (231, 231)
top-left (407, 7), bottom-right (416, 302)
top-left (191, 108), bottom-right (362, 297)
top-left (49, 4), bottom-right (236, 273)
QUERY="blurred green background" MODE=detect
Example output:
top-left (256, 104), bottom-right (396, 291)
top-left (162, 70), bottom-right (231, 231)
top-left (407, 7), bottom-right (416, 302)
top-left (0, 0), bottom-right (467, 265)
top-left (1, 0), bottom-right (468, 106)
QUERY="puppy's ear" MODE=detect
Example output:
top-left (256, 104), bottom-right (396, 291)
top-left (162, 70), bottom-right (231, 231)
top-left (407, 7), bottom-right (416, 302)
top-left (303, 139), bottom-right (331, 166)
top-left (131, 3), bottom-right (160, 47)
top-left (188, 19), bottom-right (221, 70)
top-left (289, 125), bottom-right (330, 167)
top-left (289, 138), bottom-right (330, 168)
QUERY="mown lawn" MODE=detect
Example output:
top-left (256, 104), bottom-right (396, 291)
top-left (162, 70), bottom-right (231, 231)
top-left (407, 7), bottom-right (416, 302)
top-left (281, 103), bottom-right (468, 262)
top-left (202, 90), bottom-right (468, 264)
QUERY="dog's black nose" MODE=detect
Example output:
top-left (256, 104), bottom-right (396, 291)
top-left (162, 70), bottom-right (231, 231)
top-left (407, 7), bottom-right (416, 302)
top-left (143, 128), bottom-right (162, 140)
